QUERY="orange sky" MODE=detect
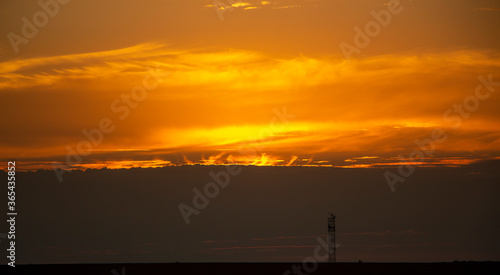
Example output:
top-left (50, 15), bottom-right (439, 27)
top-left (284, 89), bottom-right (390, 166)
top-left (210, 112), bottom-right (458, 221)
top-left (1, 0), bottom-right (500, 171)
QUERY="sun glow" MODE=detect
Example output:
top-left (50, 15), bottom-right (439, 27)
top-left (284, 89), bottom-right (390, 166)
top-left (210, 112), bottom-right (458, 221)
top-left (1, 44), bottom-right (499, 172)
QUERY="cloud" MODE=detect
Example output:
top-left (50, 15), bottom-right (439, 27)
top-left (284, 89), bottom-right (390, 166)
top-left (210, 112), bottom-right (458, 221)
top-left (211, 245), bottom-right (316, 251)
top-left (286, 155), bottom-right (299, 166)
top-left (0, 43), bottom-right (175, 90)
top-left (1, 44), bottom-right (499, 170)
top-left (343, 230), bottom-right (431, 236)
top-left (344, 231), bottom-right (392, 236)
top-left (204, 0), bottom-right (315, 12)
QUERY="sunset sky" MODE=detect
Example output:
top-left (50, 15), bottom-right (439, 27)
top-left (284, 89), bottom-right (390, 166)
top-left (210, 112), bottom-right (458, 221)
top-left (1, 0), bottom-right (499, 171)
top-left (1, 0), bottom-right (500, 265)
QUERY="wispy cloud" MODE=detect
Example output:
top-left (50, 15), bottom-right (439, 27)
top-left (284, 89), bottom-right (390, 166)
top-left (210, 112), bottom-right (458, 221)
top-left (1, 44), bottom-right (499, 171)
top-left (211, 245), bottom-right (316, 251)
top-left (344, 230), bottom-right (431, 236)
top-left (204, 0), bottom-right (317, 12)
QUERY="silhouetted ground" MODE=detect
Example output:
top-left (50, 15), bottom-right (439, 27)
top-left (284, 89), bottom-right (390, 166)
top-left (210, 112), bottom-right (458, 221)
top-left (2, 164), bottom-right (500, 263)
top-left (2, 262), bottom-right (500, 275)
